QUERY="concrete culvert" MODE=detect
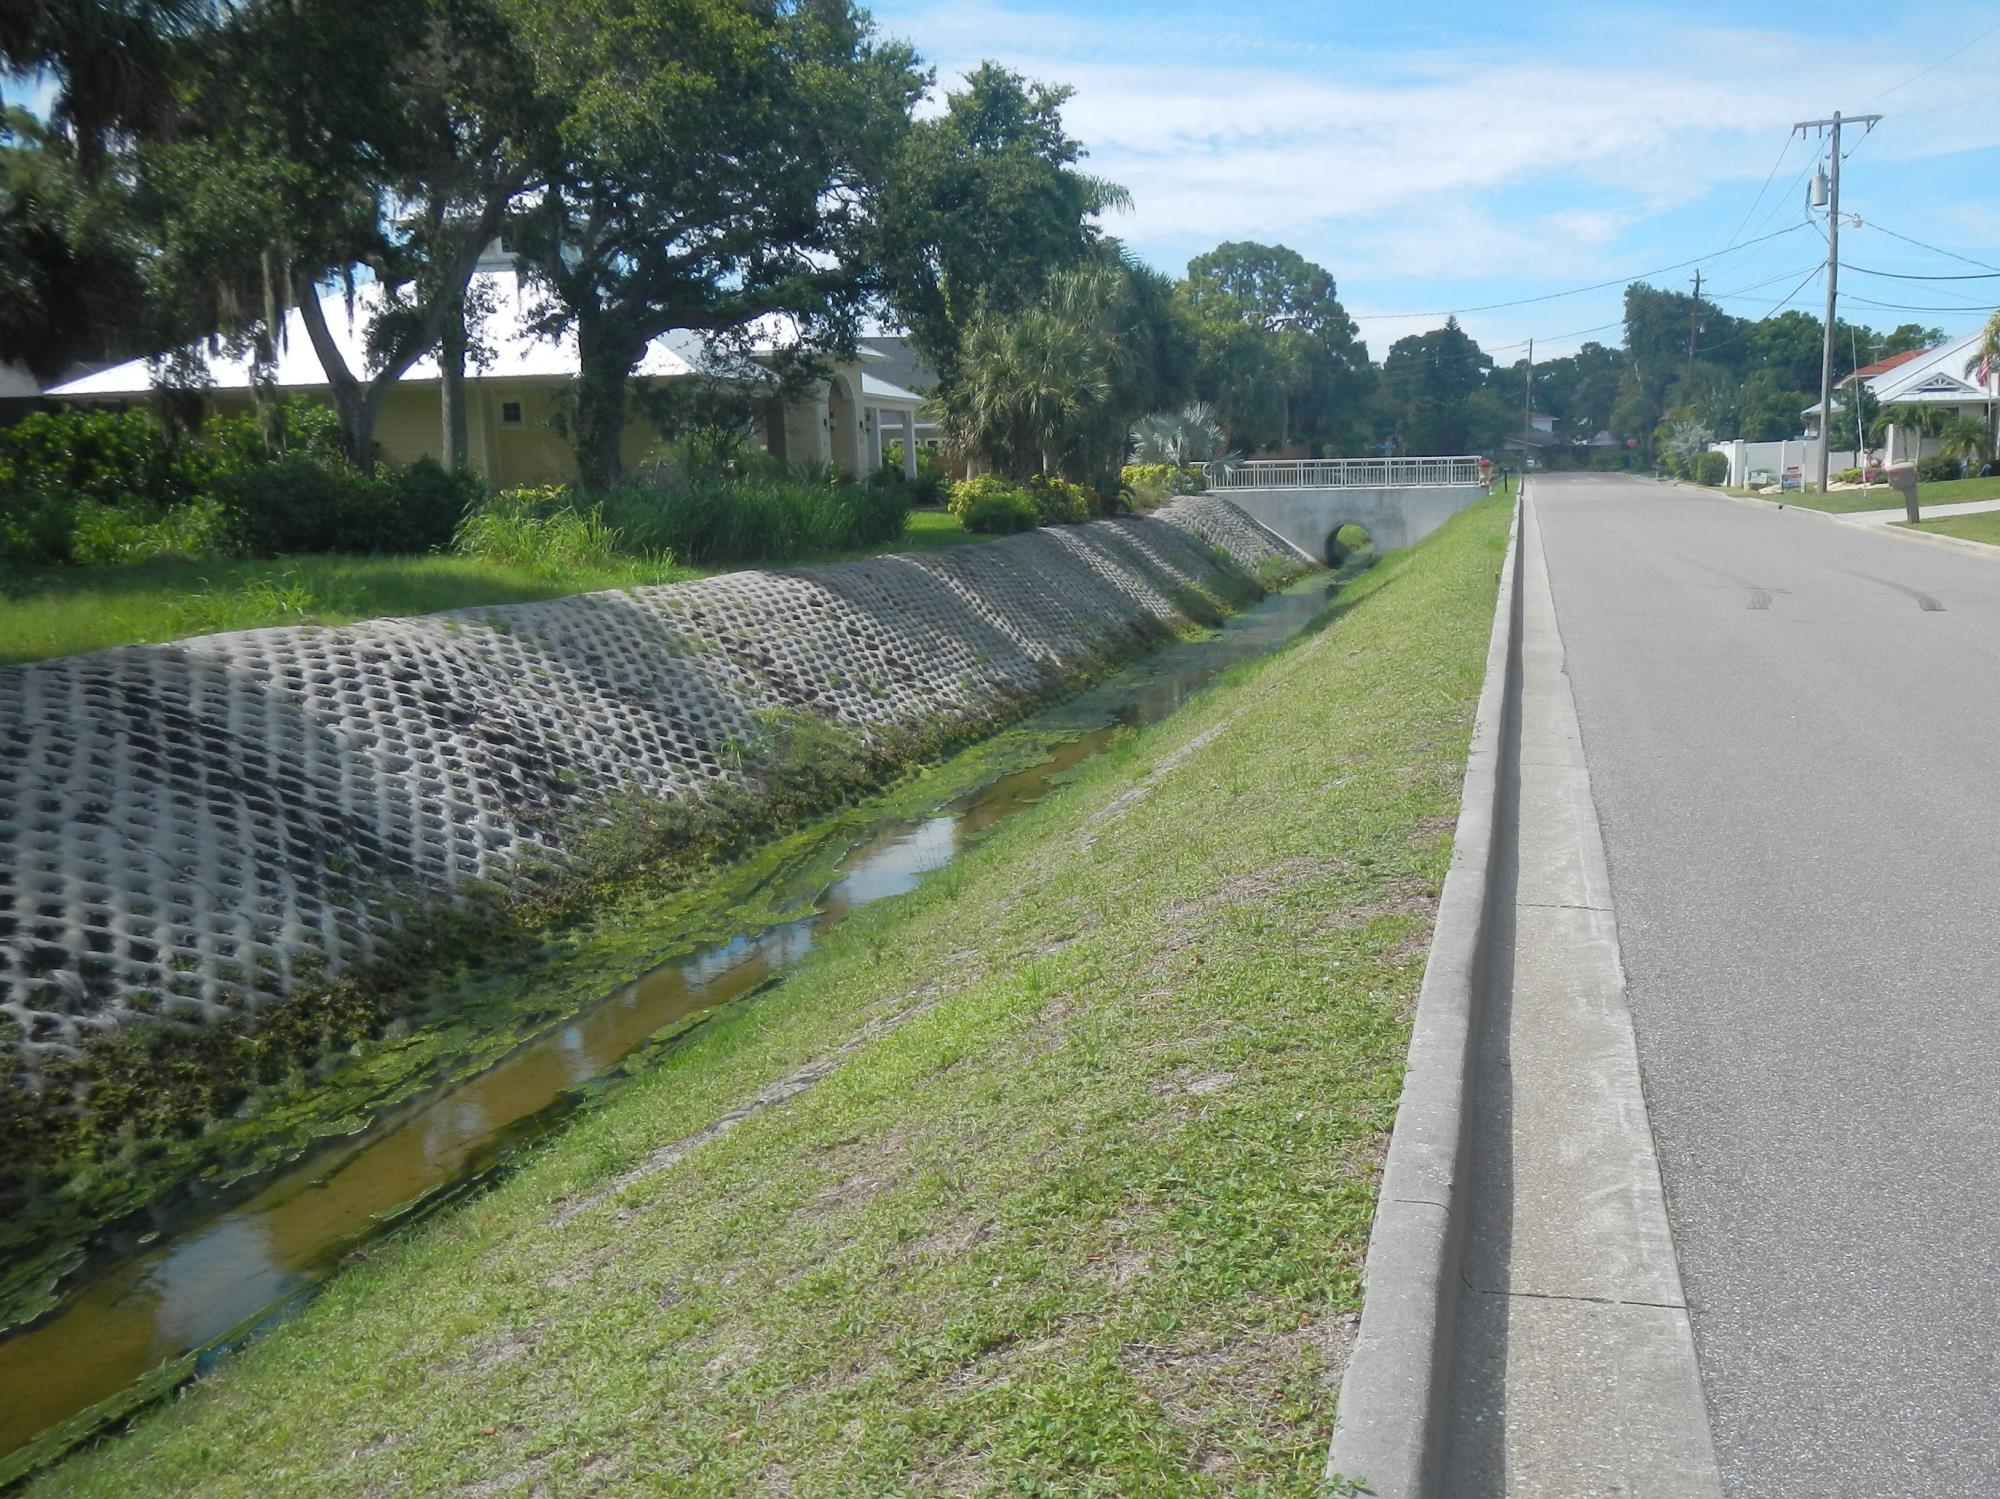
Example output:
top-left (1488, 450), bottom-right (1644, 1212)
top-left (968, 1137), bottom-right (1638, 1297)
top-left (1328, 523), bottom-right (1374, 565)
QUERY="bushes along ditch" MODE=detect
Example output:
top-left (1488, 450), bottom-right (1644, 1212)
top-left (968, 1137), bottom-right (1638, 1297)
top-left (2, 406), bottom-right (913, 570)
top-left (946, 473), bottom-right (1100, 534)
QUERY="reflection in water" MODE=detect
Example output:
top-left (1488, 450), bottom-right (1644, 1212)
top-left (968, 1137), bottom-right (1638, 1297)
top-left (0, 576), bottom-right (1340, 1466)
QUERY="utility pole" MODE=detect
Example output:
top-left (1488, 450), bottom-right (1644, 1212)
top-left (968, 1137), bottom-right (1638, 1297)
top-left (1687, 269), bottom-right (1703, 382)
top-left (1792, 109), bottom-right (1881, 494)
top-left (1521, 337), bottom-right (1534, 485)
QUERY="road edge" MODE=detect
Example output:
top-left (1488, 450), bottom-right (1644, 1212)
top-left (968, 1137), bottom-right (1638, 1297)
top-left (1676, 480), bottom-right (2000, 564)
top-left (1324, 488), bottom-right (1523, 1497)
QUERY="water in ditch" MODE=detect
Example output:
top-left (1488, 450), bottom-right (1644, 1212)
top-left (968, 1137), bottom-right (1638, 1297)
top-left (0, 570), bottom-right (1350, 1474)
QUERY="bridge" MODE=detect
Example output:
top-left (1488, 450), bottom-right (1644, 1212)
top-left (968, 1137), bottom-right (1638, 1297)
top-left (1199, 456), bottom-right (1489, 561)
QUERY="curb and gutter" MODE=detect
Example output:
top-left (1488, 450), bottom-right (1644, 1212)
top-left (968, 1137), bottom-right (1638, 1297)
top-left (1323, 492), bottom-right (1522, 1495)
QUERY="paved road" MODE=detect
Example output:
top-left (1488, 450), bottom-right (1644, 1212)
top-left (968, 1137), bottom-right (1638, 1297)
top-left (1532, 474), bottom-right (2000, 1498)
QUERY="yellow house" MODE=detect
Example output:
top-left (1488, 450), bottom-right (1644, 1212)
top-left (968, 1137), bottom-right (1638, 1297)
top-left (48, 248), bottom-right (925, 486)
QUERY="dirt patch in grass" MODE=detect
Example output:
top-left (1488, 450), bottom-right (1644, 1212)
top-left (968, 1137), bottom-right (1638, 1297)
top-left (1408, 811), bottom-right (1459, 843)
top-left (1124, 1308), bottom-right (1361, 1481)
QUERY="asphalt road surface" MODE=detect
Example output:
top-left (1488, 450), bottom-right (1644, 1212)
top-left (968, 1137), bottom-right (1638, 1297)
top-left (1531, 474), bottom-right (2000, 1498)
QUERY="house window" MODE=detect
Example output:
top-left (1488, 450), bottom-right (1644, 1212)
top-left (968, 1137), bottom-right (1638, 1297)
top-left (499, 400), bottom-right (524, 427)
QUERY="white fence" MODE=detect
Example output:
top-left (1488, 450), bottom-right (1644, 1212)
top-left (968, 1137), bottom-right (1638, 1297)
top-left (1199, 456), bottom-right (1484, 490)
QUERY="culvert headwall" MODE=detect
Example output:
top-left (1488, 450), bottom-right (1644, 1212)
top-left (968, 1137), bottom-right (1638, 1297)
top-left (0, 498), bottom-right (1300, 1080)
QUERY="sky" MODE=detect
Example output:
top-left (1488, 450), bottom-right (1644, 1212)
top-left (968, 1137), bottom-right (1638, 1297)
top-left (871, 0), bottom-right (2000, 365)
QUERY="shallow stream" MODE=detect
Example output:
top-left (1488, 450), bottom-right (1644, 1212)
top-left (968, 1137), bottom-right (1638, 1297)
top-left (0, 568), bottom-right (1351, 1476)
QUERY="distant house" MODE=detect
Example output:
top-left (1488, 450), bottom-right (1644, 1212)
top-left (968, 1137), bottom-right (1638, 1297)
top-left (1711, 326), bottom-right (1998, 487)
top-left (1802, 326), bottom-right (1997, 464)
top-left (856, 335), bottom-right (942, 453)
top-left (47, 244), bottom-right (925, 487)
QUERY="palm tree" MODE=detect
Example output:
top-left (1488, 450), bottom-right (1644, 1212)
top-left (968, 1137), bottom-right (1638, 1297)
top-left (1129, 402), bottom-right (1231, 467)
top-left (1937, 413), bottom-right (1995, 476)
top-left (1869, 403), bottom-right (1947, 461)
top-left (0, 0), bottom-right (213, 171)
top-left (945, 303), bottom-right (1109, 480)
top-left (1965, 309), bottom-right (2000, 386)
top-left (942, 259), bottom-right (1183, 483)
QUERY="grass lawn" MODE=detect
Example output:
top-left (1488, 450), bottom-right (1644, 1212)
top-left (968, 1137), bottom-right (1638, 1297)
top-left (1721, 474), bottom-right (2000, 515)
top-left (32, 497), bottom-right (1511, 1498)
top-left (1899, 510), bottom-right (2000, 547)
top-left (0, 510), bottom-right (975, 667)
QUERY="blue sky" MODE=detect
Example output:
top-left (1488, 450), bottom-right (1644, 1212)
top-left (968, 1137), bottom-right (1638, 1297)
top-left (9, 2), bottom-right (1995, 367)
top-left (873, 0), bottom-right (2000, 363)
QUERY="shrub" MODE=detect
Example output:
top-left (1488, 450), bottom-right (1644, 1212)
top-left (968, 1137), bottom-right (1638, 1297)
top-left (378, 459), bottom-right (485, 552)
top-left (0, 408), bottom-right (211, 512)
top-left (603, 472), bottom-right (903, 565)
top-left (882, 443), bottom-right (952, 508)
top-left (948, 475), bottom-right (1040, 535)
top-left (852, 473), bottom-right (914, 547)
top-left (69, 495), bottom-right (237, 564)
top-left (1587, 448), bottom-right (1635, 471)
top-left (1120, 462), bottom-right (1201, 509)
top-left (0, 488), bottom-right (84, 563)
top-left (1692, 452), bottom-right (1729, 487)
top-left (872, 457), bottom-right (948, 511)
top-left (217, 453), bottom-right (368, 555)
top-left (1833, 466), bottom-right (1863, 485)
top-left (220, 455), bottom-right (477, 557)
top-left (455, 491), bottom-right (626, 574)
top-left (1024, 474), bottom-right (1092, 524)
top-left (1916, 454), bottom-right (1962, 483)
top-left (0, 401), bottom-right (473, 564)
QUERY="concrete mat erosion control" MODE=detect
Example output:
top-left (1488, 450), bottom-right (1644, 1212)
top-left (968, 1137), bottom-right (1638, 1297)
top-left (0, 499), bottom-right (1298, 1080)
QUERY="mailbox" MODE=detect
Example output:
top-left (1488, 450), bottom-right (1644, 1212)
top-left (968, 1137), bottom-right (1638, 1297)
top-left (1885, 462), bottom-right (1919, 523)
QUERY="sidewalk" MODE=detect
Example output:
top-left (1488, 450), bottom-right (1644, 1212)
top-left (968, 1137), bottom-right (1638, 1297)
top-left (1834, 496), bottom-right (2000, 526)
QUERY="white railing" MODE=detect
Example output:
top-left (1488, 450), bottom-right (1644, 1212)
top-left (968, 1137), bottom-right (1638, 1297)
top-left (1198, 456), bottom-right (1484, 490)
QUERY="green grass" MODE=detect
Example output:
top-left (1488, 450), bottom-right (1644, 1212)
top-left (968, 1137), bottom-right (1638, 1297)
top-left (30, 498), bottom-right (1511, 1498)
top-left (1724, 474), bottom-right (2000, 514)
top-left (0, 511), bottom-right (975, 667)
top-left (1899, 509), bottom-right (2000, 546)
top-left (835, 506), bottom-right (972, 556)
top-left (0, 554), bottom-right (699, 666)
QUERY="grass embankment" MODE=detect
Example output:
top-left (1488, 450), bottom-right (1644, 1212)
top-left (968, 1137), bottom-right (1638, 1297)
top-left (1728, 475), bottom-right (2000, 514)
top-left (37, 498), bottom-right (1510, 1497)
top-left (0, 511), bottom-right (974, 666)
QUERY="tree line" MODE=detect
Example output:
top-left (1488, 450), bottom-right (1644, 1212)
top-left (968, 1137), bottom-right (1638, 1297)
top-left (12, 1), bottom-right (1973, 497)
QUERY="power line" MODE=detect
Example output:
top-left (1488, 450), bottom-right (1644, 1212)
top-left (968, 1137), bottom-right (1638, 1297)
top-left (1720, 136), bottom-right (1794, 252)
top-left (1842, 293), bottom-right (2000, 314)
top-left (1890, 78), bottom-right (2000, 122)
top-left (1709, 261), bottom-right (1828, 299)
top-left (1843, 262), bottom-right (2000, 282)
top-left (1681, 266), bottom-right (1826, 358)
top-left (1871, 16), bottom-right (2000, 102)
top-left (1861, 223), bottom-right (2000, 275)
top-left (1344, 223), bottom-right (1809, 323)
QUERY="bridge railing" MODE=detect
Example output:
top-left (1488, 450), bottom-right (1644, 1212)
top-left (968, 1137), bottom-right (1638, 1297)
top-left (1197, 456), bottom-right (1484, 489)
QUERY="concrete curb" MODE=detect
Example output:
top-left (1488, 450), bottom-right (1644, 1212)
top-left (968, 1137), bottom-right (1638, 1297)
top-left (1677, 480), bottom-right (2000, 565)
top-left (1324, 488), bottom-right (1523, 1497)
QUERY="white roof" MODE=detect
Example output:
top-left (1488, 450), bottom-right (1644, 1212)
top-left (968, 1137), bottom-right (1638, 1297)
top-left (50, 268), bottom-right (774, 399)
top-left (1802, 326), bottom-right (1997, 416)
top-left (1867, 327), bottom-right (1996, 406)
top-left (860, 372), bottom-right (922, 407)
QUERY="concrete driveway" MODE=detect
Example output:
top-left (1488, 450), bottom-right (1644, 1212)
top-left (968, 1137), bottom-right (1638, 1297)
top-left (1530, 473), bottom-right (2000, 1498)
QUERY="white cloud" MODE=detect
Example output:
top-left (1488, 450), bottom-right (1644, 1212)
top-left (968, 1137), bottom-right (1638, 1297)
top-left (884, 0), bottom-right (2000, 298)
